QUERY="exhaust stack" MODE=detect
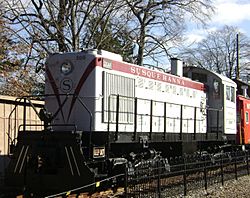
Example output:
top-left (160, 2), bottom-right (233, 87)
top-left (171, 58), bottom-right (183, 77)
top-left (241, 85), bottom-right (248, 97)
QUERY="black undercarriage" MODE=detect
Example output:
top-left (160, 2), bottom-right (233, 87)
top-left (4, 129), bottom-right (237, 195)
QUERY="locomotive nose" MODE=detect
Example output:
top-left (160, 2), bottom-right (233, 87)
top-left (4, 131), bottom-right (95, 194)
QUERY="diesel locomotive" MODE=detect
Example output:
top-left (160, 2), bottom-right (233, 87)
top-left (3, 49), bottom-right (250, 194)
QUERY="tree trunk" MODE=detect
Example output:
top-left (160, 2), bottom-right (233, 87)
top-left (58, 0), bottom-right (67, 52)
top-left (137, 27), bottom-right (146, 66)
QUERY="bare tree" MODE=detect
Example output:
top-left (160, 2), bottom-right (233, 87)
top-left (0, 6), bottom-right (42, 96)
top-left (182, 26), bottom-right (250, 79)
top-left (2, 0), bottom-right (133, 95)
top-left (3, 0), bottom-right (215, 65)
top-left (125, 0), bottom-right (214, 66)
top-left (1, 0), bottom-right (139, 81)
top-left (84, 0), bottom-right (134, 61)
top-left (3, 0), bottom-right (129, 57)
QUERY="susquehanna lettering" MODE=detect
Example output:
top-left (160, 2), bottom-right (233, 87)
top-left (130, 66), bottom-right (184, 86)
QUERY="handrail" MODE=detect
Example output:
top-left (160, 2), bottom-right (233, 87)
top-left (75, 96), bottom-right (93, 159)
top-left (7, 94), bottom-right (94, 158)
top-left (18, 124), bottom-right (77, 133)
top-left (106, 93), bottom-right (223, 143)
top-left (7, 96), bottom-right (44, 155)
top-left (7, 97), bottom-right (24, 155)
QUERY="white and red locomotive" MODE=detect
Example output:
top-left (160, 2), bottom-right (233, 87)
top-left (45, 49), bottom-right (208, 154)
top-left (5, 49), bottom-right (249, 194)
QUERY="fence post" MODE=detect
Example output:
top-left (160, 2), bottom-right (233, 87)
top-left (204, 157), bottom-right (207, 191)
top-left (157, 160), bottom-right (161, 198)
top-left (216, 110), bottom-right (219, 139)
top-left (149, 100), bottom-right (153, 140)
top-left (133, 97), bottom-right (138, 141)
top-left (234, 152), bottom-right (238, 180)
top-left (220, 154), bottom-right (224, 186)
top-left (183, 157), bottom-right (187, 196)
top-left (124, 164), bottom-right (128, 198)
top-left (247, 152), bottom-right (249, 175)
top-left (180, 105), bottom-right (183, 140)
top-left (193, 107), bottom-right (197, 140)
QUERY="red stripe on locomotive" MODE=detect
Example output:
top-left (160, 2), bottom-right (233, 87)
top-left (101, 58), bottom-right (205, 91)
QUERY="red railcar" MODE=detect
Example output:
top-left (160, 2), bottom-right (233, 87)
top-left (237, 95), bottom-right (250, 145)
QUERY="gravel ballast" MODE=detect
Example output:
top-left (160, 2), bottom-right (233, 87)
top-left (183, 175), bottom-right (250, 198)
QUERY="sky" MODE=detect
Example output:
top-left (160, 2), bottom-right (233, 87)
top-left (186, 0), bottom-right (250, 44)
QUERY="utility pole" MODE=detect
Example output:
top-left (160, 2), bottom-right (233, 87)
top-left (236, 33), bottom-right (240, 79)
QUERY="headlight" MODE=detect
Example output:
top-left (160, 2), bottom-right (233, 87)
top-left (61, 62), bottom-right (73, 75)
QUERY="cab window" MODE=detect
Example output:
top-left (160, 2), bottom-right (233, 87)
top-left (226, 85), bottom-right (235, 103)
top-left (231, 87), bottom-right (235, 102)
top-left (226, 86), bottom-right (230, 100)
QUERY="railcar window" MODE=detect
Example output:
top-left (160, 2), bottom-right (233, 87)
top-left (231, 86), bottom-right (235, 102)
top-left (226, 86), bottom-right (230, 100)
top-left (246, 112), bottom-right (249, 124)
top-left (226, 85), bottom-right (235, 103)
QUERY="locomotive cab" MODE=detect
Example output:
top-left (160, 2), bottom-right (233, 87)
top-left (184, 66), bottom-right (237, 147)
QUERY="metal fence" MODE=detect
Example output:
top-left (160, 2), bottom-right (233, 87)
top-left (4, 150), bottom-right (250, 198)
top-left (124, 150), bottom-right (250, 198)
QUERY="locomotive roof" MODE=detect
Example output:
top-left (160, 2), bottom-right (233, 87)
top-left (47, 50), bottom-right (205, 91)
top-left (184, 66), bottom-right (236, 87)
